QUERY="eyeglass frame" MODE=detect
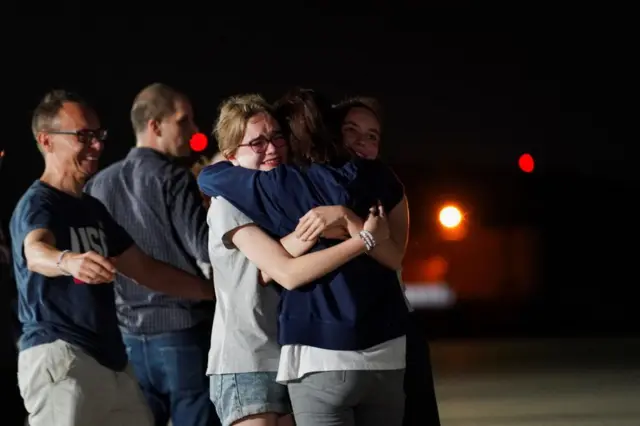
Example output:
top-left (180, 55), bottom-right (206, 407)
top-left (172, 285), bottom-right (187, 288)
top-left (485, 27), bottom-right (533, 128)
top-left (45, 128), bottom-right (108, 144)
top-left (238, 133), bottom-right (287, 154)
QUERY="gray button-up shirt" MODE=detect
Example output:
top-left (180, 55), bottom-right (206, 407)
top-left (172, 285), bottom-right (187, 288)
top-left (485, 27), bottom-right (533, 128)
top-left (85, 147), bottom-right (213, 335)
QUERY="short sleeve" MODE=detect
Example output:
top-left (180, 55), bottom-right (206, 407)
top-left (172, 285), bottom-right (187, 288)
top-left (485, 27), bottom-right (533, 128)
top-left (93, 200), bottom-right (134, 257)
top-left (19, 202), bottom-right (56, 238)
top-left (375, 162), bottom-right (405, 212)
top-left (350, 159), bottom-right (405, 213)
top-left (9, 192), bottom-right (57, 262)
top-left (207, 197), bottom-right (254, 250)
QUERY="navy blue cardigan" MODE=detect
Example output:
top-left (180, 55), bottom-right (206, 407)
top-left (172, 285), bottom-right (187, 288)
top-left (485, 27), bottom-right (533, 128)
top-left (199, 159), bottom-right (409, 350)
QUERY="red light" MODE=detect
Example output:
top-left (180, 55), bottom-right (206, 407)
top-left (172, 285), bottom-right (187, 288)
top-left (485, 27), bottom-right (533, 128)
top-left (518, 153), bottom-right (534, 173)
top-left (190, 133), bottom-right (208, 152)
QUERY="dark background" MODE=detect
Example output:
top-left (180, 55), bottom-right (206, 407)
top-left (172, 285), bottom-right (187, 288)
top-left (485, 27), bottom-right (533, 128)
top-left (0, 15), bottom-right (629, 339)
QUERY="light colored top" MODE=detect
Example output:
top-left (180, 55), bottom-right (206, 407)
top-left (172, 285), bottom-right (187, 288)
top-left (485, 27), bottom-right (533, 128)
top-left (276, 251), bottom-right (409, 383)
top-left (206, 197), bottom-right (282, 375)
top-left (276, 336), bottom-right (407, 383)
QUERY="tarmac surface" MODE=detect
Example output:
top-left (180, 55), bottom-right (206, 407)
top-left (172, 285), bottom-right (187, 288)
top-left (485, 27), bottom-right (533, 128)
top-left (432, 337), bottom-right (640, 426)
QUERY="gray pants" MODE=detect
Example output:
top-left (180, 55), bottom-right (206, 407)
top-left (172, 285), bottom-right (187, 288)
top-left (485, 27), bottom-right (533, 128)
top-left (287, 370), bottom-right (405, 426)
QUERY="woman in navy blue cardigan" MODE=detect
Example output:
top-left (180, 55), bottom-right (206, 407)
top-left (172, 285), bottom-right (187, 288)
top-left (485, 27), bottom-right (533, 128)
top-left (200, 89), bottom-right (410, 426)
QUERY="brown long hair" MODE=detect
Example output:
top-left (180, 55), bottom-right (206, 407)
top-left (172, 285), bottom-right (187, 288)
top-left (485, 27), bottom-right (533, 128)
top-left (274, 88), bottom-right (349, 167)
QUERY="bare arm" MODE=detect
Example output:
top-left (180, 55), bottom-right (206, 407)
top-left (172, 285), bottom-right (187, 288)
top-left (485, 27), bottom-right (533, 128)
top-left (261, 206), bottom-right (356, 283)
top-left (115, 245), bottom-right (213, 300)
top-left (24, 228), bottom-right (116, 283)
top-left (367, 196), bottom-right (409, 270)
top-left (24, 229), bottom-right (71, 277)
top-left (230, 224), bottom-right (367, 290)
top-left (280, 232), bottom-right (316, 258)
top-left (260, 233), bottom-right (316, 284)
top-left (292, 199), bottom-right (407, 271)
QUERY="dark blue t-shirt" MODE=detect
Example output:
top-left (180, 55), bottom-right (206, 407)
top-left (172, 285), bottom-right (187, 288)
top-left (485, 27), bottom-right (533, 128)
top-left (10, 181), bottom-right (133, 371)
top-left (198, 159), bottom-right (410, 351)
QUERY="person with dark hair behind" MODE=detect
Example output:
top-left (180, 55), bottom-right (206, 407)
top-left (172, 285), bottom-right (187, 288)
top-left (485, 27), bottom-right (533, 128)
top-left (334, 96), bottom-right (441, 426)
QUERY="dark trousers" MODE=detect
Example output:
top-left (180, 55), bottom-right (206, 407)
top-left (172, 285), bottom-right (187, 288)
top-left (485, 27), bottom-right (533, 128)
top-left (404, 312), bottom-right (441, 426)
top-left (123, 323), bottom-right (220, 426)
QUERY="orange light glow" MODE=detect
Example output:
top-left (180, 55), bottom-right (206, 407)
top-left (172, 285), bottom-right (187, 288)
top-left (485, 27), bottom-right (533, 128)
top-left (424, 255), bottom-right (449, 282)
top-left (439, 205), bottom-right (462, 228)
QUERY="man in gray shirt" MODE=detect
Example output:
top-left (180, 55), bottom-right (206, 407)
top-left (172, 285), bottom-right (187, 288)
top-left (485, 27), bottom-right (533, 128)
top-left (85, 83), bottom-right (218, 426)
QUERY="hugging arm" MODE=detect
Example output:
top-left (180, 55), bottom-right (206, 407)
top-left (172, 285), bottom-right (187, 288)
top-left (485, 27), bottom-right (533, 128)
top-left (199, 160), bottom-right (406, 272)
top-left (198, 161), bottom-right (301, 235)
top-left (367, 196), bottom-right (409, 270)
top-left (231, 224), bottom-right (367, 290)
top-left (262, 205), bottom-right (364, 283)
top-left (349, 159), bottom-right (409, 270)
top-left (212, 197), bottom-right (368, 290)
top-left (293, 199), bottom-right (407, 271)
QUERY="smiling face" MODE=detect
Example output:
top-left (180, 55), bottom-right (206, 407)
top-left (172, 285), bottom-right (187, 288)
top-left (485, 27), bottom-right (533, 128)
top-left (341, 106), bottom-right (381, 160)
top-left (228, 112), bottom-right (289, 171)
top-left (37, 101), bottom-right (105, 180)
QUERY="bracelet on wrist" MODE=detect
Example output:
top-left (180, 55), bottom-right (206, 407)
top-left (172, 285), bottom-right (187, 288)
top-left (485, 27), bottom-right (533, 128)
top-left (358, 230), bottom-right (376, 252)
top-left (56, 250), bottom-right (71, 276)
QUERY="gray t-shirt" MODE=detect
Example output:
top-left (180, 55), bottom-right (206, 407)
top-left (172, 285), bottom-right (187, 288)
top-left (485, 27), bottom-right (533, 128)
top-left (206, 197), bottom-right (282, 375)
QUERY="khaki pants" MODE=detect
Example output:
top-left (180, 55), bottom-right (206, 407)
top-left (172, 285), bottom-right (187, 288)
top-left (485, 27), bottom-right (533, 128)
top-left (18, 339), bottom-right (153, 426)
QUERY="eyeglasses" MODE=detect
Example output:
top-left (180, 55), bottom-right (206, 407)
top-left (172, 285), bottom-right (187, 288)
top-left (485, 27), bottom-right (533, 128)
top-left (238, 134), bottom-right (287, 154)
top-left (47, 128), bottom-right (108, 144)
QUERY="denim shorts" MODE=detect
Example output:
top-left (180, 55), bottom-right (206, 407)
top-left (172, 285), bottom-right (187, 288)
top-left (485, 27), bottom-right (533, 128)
top-left (210, 372), bottom-right (291, 426)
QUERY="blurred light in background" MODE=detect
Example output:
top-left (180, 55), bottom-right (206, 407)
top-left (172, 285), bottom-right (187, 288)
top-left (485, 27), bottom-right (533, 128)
top-left (439, 205), bottom-right (463, 228)
top-left (405, 283), bottom-right (456, 309)
top-left (423, 255), bottom-right (449, 282)
top-left (190, 133), bottom-right (208, 152)
top-left (438, 203), bottom-right (467, 241)
top-left (518, 153), bottom-right (535, 173)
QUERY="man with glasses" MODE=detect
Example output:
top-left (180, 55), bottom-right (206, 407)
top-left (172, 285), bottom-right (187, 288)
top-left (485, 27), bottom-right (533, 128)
top-left (85, 83), bottom-right (219, 426)
top-left (10, 90), bottom-right (213, 426)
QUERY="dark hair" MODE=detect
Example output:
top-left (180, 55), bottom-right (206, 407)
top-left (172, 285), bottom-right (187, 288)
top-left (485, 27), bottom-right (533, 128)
top-left (274, 88), bottom-right (349, 166)
top-left (130, 83), bottom-right (186, 135)
top-left (333, 96), bottom-right (384, 132)
top-left (31, 89), bottom-right (90, 139)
